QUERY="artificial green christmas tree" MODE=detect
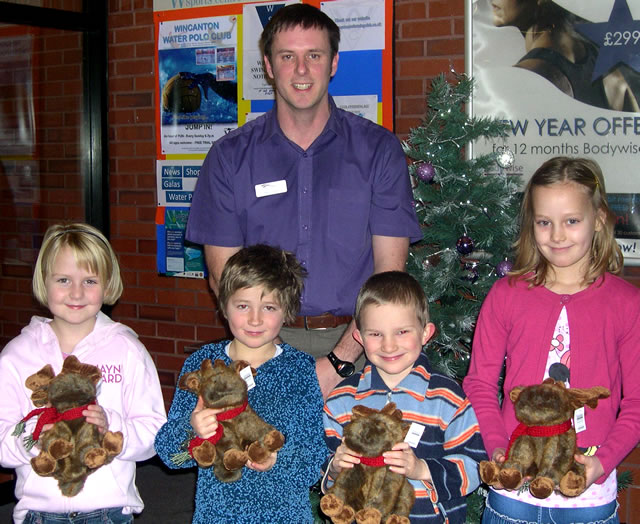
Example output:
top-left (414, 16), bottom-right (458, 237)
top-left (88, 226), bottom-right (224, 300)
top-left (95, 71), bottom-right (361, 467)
top-left (404, 73), bottom-right (521, 380)
top-left (403, 73), bottom-right (521, 523)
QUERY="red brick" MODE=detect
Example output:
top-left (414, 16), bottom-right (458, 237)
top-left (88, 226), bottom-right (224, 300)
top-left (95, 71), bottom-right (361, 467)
top-left (197, 326), bottom-right (228, 343)
top-left (429, 0), bottom-right (464, 18)
top-left (396, 78), bottom-right (425, 98)
top-left (117, 190), bottom-right (156, 206)
top-left (177, 308), bottom-right (219, 325)
top-left (121, 286), bottom-right (157, 305)
top-left (158, 322), bottom-right (195, 340)
top-left (157, 289), bottom-right (198, 307)
top-left (116, 125), bottom-right (154, 141)
top-left (116, 59), bottom-right (153, 77)
top-left (395, 2), bottom-right (426, 21)
top-left (139, 305), bottom-right (175, 322)
top-left (158, 371), bottom-right (177, 387)
top-left (401, 20), bottom-right (453, 39)
top-left (156, 354), bottom-right (188, 372)
top-left (396, 40), bottom-right (425, 58)
top-left (399, 58), bottom-right (453, 77)
top-left (399, 97), bottom-right (427, 116)
top-left (115, 92), bottom-right (153, 108)
top-left (427, 38), bottom-right (464, 57)
top-left (141, 337), bottom-right (177, 354)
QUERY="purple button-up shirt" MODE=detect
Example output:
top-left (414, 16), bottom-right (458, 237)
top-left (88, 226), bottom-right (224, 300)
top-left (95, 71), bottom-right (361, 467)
top-left (186, 99), bottom-right (421, 316)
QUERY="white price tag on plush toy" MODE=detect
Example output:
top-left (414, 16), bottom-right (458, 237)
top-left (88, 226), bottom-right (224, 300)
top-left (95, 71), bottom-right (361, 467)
top-left (404, 423), bottom-right (425, 448)
top-left (574, 407), bottom-right (586, 433)
top-left (239, 366), bottom-right (256, 390)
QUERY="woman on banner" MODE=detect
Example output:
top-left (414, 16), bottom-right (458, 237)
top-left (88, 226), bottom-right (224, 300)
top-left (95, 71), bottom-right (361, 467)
top-left (490, 0), bottom-right (640, 112)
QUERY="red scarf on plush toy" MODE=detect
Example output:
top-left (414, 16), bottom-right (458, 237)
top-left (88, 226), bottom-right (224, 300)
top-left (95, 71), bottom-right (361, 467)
top-left (187, 399), bottom-right (248, 457)
top-left (505, 420), bottom-right (572, 459)
top-left (19, 401), bottom-right (96, 441)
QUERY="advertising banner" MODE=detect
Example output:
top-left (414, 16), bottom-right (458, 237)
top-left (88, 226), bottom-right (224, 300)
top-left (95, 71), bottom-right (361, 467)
top-left (469, 0), bottom-right (640, 263)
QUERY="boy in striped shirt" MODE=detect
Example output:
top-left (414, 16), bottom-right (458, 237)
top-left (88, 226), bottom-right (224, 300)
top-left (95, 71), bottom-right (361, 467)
top-left (323, 271), bottom-right (486, 523)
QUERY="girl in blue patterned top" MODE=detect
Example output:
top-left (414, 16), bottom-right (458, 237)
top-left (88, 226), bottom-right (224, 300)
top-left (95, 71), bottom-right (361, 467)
top-left (155, 245), bottom-right (328, 523)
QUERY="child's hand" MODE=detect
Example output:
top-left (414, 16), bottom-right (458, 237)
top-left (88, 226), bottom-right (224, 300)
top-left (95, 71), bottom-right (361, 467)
top-left (574, 453), bottom-right (604, 488)
top-left (492, 447), bottom-right (506, 463)
top-left (246, 452), bottom-right (277, 472)
top-left (190, 396), bottom-right (224, 439)
top-left (384, 442), bottom-right (431, 481)
top-left (84, 404), bottom-right (108, 434)
top-left (330, 442), bottom-right (360, 475)
top-left (490, 446), bottom-right (531, 490)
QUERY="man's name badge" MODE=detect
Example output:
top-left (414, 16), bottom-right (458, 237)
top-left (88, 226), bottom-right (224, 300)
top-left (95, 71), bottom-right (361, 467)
top-left (404, 422), bottom-right (425, 448)
top-left (239, 366), bottom-right (256, 390)
top-left (255, 180), bottom-right (287, 198)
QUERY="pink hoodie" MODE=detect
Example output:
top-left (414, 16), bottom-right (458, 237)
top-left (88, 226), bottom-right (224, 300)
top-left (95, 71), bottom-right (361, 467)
top-left (0, 312), bottom-right (166, 523)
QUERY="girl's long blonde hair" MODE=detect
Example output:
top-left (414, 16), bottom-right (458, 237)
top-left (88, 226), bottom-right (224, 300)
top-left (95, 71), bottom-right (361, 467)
top-left (510, 157), bottom-right (622, 287)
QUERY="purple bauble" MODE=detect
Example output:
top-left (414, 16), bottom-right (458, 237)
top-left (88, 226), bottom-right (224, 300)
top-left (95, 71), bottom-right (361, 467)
top-left (462, 264), bottom-right (479, 283)
top-left (456, 235), bottom-right (474, 255)
top-left (496, 259), bottom-right (514, 278)
top-left (416, 162), bottom-right (435, 183)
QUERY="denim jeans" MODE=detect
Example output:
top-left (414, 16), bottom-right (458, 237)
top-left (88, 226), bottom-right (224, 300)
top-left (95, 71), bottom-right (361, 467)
top-left (24, 507), bottom-right (133, 524)
top-left (483, 490), bottom-right (620, 524)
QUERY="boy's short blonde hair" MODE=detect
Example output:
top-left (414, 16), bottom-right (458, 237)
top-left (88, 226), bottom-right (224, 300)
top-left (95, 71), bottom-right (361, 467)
top-left (355, 271), bottom-right (429, 329)
top-left (32, 223), bottom-right (123, 307)
top-left (218, 244), bottom-right (306, 325)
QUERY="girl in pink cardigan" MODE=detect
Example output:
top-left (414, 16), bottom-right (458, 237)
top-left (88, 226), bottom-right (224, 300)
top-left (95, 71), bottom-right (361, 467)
top-left (464, 157), bottom-right (639, 524)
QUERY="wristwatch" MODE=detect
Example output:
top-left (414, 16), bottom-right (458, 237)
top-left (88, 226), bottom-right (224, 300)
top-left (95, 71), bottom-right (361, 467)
top-left (326, 351), bottom-right (355, 378)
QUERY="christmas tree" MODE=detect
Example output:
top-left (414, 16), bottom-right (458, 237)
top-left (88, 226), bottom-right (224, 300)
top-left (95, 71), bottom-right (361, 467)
top-left (403, 72), bottom-right (521, 380)
top-left (403, 72), bottom-right (522, 523)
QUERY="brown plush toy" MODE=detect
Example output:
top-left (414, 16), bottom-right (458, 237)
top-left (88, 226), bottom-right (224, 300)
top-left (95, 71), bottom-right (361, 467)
top-left (13, 356), bottom-right (123, 497)
top-left (321, 403), bottom-right (416, 524)
top-left (479, 378), bottom-right (610, 499)
top-left (171, 358), bottom-right (285, 482)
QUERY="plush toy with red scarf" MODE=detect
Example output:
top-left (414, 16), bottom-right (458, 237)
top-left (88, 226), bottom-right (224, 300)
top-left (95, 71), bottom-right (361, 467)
top-left (14, 356), bottom-right (123, 497)
top-left (479, 378), bottom-right (610, 499)
top-left (321, 403), bottom-right (415, 524)
top-left (171, 359), bottom-right (284, 482)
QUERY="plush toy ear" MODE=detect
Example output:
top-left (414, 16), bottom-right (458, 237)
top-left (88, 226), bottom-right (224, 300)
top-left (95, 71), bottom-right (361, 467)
top-left (509, 386), bottom-right (525, 404)
top-left (380, 402), bottom-right (404, 421)
top-left (25, 365), bottom-right (55, 407)
top-left (380, 402), bottom-right (397, 415)
top-left (352, 404), bottom-right (378, 419)
top-left (62, 356), bottom-right (102, 384)
top-left (232, 360), bottom-right (256, 376)
top-left (202, 359), bottom-right (216, 371)
top-left (26, 365), bottom-right (55, 392)
top-left (566, 386), bottom-right (610, 410)
top-left (178, 370), bottom-right (201, 393)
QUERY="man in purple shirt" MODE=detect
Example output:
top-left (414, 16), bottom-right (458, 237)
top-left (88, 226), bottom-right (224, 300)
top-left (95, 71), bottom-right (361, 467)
top-left (186, 4), bottom-right (421, 398)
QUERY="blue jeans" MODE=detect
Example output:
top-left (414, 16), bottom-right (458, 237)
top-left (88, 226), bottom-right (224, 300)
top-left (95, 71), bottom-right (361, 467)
top-left (24, 507), bottom-right (133, 524)
top-left (483, 490), bottom-right (619, 524)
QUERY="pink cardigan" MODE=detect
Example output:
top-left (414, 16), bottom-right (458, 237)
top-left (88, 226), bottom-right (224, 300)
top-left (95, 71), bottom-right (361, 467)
top-left (463, 273), bottom-right (640, 483)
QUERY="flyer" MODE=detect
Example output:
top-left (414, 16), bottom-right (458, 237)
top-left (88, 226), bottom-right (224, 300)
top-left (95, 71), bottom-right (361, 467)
top-left (158, 15), bottom-right (239, 154)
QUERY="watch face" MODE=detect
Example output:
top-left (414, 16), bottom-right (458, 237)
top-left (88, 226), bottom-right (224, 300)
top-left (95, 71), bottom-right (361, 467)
top-left (336, 361), bottom-right (355, 378)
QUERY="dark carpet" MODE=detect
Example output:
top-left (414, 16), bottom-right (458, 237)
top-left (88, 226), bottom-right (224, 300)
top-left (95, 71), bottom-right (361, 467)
top-left (0, 457), bottom-right (196, 523)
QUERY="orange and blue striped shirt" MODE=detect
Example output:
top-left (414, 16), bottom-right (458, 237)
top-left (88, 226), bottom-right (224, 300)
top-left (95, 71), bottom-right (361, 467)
top-left (323, 352), bottom-right (486, 523)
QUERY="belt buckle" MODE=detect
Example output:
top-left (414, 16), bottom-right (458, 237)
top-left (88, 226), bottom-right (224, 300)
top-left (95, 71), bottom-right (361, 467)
top-left (304, 315), bottom-right (328, 330)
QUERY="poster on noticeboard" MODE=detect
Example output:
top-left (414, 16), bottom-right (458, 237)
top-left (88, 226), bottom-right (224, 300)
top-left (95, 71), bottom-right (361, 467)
top-left (467, 0), bottom-right (640, 264)
top-left (153, 0), bottom-right (393, 277)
